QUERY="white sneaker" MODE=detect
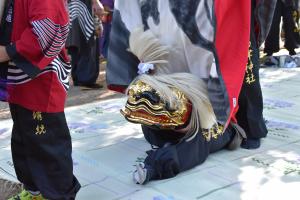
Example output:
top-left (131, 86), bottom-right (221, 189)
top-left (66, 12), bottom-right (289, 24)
top-left (133, 162), bottom-right (147, 184)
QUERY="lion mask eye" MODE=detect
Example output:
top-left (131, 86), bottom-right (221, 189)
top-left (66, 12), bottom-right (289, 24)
top-left (135, 91), bottom-right (160, 105)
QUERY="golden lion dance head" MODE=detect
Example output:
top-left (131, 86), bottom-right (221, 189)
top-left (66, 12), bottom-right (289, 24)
top-left (121, 80), bottom-right (192, 130)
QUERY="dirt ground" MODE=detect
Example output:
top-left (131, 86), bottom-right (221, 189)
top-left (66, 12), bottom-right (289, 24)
top-left (0, 63), bottom-right (124, 120)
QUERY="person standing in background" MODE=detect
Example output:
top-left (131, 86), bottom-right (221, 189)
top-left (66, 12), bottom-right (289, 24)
top-left (67, 0), bottom-right (104, 88)
top-left (264, 0), bottom-right (300, 66)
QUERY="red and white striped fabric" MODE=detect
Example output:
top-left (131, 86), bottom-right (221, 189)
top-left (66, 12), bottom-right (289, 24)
top-left (4, 0), bottom-right (71, 113)
top-left (31, 18), bottom-right (69, 58)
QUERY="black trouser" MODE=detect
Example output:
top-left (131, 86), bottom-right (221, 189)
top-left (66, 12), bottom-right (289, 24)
top-left (237, 33), bottom-right (268, 139)
top-left (141, 125), bottom-right (235, 181)
top-left (264, 0), bottom-right (300, 55)
top-left (9, 104), bottom-right (80, 200)
top-left (237, 72), bottom-right (267, 139)
top-left (69, 36), bottom-right (100, 85)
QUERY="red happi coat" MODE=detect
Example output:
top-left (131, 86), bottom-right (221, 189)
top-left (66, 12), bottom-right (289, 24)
top-left (4, 0), bottom-right (70, 112)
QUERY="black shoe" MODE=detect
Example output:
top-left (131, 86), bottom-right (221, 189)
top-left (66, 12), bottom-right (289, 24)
top-left (262, 56), bottom-right (279, 67)
top-left (75, 83), bottom-right (103, 89)
top-left (241, 138), bottom-right (261, 149)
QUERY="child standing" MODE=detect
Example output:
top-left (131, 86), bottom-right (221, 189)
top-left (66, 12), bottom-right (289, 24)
top-left (0, 0), bottom-right (81, 199)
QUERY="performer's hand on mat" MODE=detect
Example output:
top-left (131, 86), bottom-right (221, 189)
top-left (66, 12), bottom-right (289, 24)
top-left (92, 0), bottom-right (104, 19)
top-left (0, 46), bottom-right (10, 63)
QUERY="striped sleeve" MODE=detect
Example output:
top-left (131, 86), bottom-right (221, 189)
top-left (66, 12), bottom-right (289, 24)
top-left (68, 0), bottom-right (94, 41)
top-left (5, 0), bottom-right (70, 78)
top-left (31, 18), bottom-right (69, 58)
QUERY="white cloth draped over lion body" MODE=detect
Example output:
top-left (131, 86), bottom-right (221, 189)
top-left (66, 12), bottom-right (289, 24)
top-left (115, 0), bottom-right (217, 79)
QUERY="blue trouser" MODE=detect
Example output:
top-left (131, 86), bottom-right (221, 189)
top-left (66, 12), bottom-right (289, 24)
top-left (70, 36), bottom-right (100, 85)
top-left (100, 22), bottom-right (112, 59)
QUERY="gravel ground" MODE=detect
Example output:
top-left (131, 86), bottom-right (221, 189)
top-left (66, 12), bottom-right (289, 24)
top-left (0, 179), bottom-right (23, 200)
